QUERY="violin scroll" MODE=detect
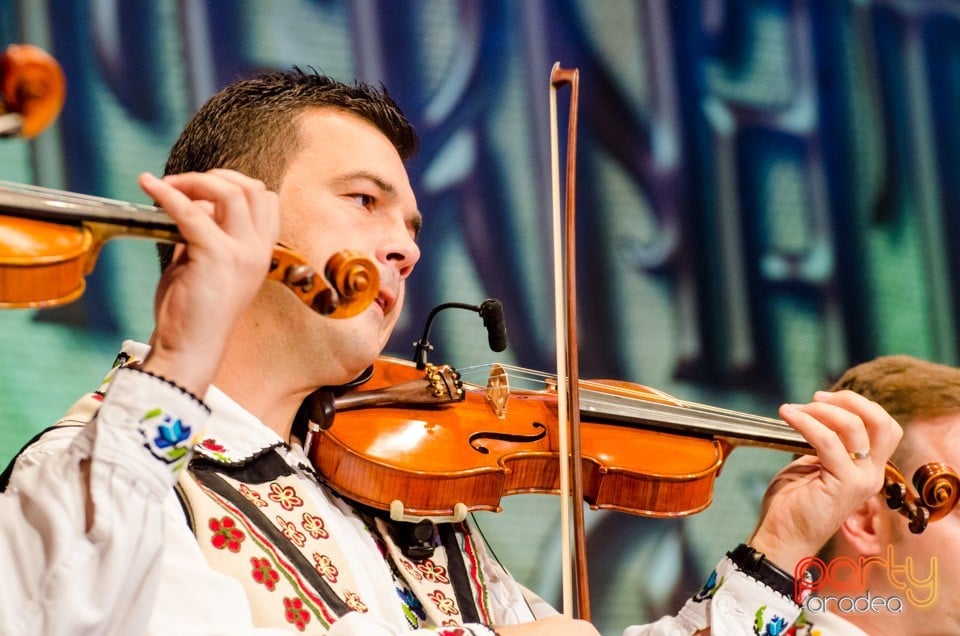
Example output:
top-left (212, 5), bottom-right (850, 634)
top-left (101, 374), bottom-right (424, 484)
top-left (267, 245), bottom-right (379, 318)
top-left (0, 44), bottom-right (66, 138)
top-left (323, 249), bottom-right (380, 318)
top-left (884, 462), bottom-right (960, 533)
top-left (913, 462), bottom-right (960, 523)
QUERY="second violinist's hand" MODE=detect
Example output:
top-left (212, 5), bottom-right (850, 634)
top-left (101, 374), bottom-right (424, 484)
top-left (749, 390), bottom-right (903, 573)
top-left (137, 169), bottom-right (280, 397)
top-left (496, 616), bottom-right (600, 636)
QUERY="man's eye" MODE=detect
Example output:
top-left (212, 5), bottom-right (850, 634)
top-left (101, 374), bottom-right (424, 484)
top-left (350, 193), bottom-right (374, 207)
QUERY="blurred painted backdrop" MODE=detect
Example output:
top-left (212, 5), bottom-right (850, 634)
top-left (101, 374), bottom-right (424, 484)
top-left (2, 1), bottom-right (958, 633)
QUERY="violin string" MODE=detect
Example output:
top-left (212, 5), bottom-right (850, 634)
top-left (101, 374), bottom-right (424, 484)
top-left (455, 363), bottom-right (800, 442)
top-left (0, 180), bottom-right (106, 206)
top-left (580, 389), bottom-right (802, 443)
top-left (456, 362), bottom-right (782, 423)
top-left (0, 180), bottom-right (161, 214)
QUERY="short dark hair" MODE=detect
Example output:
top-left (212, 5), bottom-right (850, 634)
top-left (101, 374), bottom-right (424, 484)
top-left (158, 68), bottom-right (418, 269)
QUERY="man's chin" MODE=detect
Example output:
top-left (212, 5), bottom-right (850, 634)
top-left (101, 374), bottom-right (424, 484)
top-left (345, 342), bottom-right (382, 381)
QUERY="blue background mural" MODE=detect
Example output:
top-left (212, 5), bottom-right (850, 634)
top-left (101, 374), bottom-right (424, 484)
top-left (1, 1), bottom-right (957, 632)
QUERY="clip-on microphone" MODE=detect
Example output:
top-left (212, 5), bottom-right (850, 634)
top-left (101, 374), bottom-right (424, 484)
top-left (412, 298), bottom-right (508, 369)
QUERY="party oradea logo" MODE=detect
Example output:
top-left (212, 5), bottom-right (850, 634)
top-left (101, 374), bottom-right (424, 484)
top-left (794, 546), bottom-right (937, 614)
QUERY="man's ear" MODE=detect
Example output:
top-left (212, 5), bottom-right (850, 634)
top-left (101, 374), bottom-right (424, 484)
top-left (836, 495), bottom-right (887, 555)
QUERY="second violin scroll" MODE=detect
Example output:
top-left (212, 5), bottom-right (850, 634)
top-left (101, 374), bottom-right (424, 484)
top-left (0, 43), bottom-right (66, 138)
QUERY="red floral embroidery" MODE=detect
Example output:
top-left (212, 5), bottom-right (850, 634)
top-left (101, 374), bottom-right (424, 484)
top-left (439, 624), bottom-right (465, 632)
top-left (268, 482), bottom-right (304, 511)
top-left (415, 558), bottom-right (450, 584)
top-left (344, 590), bottom-right (368, 613)
top-left (401, 558), bottom-right (424, 580)
top-left (312, 552), bottom-right (339, 583)
top-left (283, 597), bottom-right (311, 631)
top-left (239, 484), bottom-right (267, 507)
top-left (276, 515), bottom-right (306, 547)
top-left (251, 557), bottom-right (280, 591)
top-left (301, 512), bottom-right (329, 539)
top-left (209, 516), bottom-right (245, 552)
top-left (428, 589), bottom-right (459, 616)
top-left (201, 438), bottom-right (225, 452)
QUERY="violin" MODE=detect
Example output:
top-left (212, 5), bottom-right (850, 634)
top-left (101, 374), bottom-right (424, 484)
top-left (0, 181), bottom-right (379, 316)
top-left (310, 356), bottom-right (960, 534)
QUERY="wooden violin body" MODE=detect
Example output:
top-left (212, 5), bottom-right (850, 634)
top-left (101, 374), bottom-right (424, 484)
top-left (313, 357), bottom-right (960, 532)
top-left (0, 216), bottom-right (91, 306)
top-left (314, 357), bottom-right (726, 521)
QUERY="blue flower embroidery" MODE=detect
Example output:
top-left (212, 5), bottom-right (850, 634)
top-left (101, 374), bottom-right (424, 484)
top-left (153, 415), bottom-right (191, 448)
top-left (753, 606), bottom-right (788, 636)
top-left (397, 586), bottom-right (426, 620)
top-left (141, 408), bottom-right (192, 464)
top-left (693, 570), bottom-right (723, 602)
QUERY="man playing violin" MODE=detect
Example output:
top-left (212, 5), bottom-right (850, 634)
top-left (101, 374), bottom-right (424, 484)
top-left (2, 69), bottom-right (903, 635)
top-left (783, 355), bottom-right (960, 636)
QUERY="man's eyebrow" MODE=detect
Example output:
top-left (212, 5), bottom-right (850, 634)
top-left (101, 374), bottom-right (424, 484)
top-left (331, 171), bottom-right (397, 197)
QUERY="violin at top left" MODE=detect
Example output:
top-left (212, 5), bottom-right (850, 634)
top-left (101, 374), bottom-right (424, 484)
top-left (0, 43), bottom-right (66, 138)
top-left (0, 45), bottom-right (379, 316)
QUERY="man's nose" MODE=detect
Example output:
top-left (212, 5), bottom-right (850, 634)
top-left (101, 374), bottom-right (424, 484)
top-left (377, 229), bottom-right (420, 279)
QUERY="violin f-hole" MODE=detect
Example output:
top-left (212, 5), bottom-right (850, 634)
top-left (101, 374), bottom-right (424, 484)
top-left (468, 422), bottom-right (548, 454)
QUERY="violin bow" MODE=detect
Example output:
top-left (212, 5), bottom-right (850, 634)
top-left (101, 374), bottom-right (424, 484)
top-left (549, 62), bottom-right (589, 619)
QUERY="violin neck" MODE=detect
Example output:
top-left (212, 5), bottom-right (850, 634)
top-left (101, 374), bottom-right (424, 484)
top-left (580, 389), bottom-right (811, 455)
top-left (0, 180), bottom-right (181, 243)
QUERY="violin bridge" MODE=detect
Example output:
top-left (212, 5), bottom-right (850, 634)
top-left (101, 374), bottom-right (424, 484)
top-left (485, 363), bottom-right (509, 419)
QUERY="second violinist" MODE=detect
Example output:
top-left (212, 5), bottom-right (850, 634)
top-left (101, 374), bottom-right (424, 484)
top-left (2, 69), bottom-right (903, 636)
